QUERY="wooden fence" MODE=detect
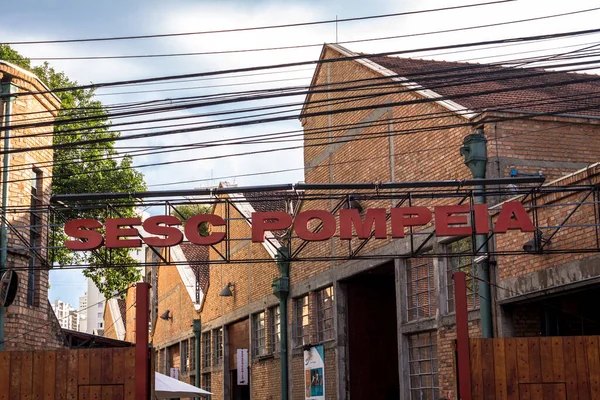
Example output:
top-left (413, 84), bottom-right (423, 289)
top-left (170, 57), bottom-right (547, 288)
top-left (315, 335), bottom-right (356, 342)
top-left (0, 347), bottom-right (136, 399)
top-left (469, 336), bottom-right (600, 400)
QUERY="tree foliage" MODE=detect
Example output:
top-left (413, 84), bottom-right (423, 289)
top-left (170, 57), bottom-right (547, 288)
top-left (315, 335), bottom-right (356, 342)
top-left (0, 46), bottom-right (147, 298)
top-left (169, 203), bottom-right (211, 235)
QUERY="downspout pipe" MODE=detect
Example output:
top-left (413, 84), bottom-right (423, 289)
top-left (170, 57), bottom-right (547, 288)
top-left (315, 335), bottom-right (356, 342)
top-left (273, 247), bottom-right (290, 400)
top-left (193, 318), bottom-right (201, 399)
top-left (460, 128), bottom-right (493, 338)
top-left (0, 81), bottom-right (17, 351)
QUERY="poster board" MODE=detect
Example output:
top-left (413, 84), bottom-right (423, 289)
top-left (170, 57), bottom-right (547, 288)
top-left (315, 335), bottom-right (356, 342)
top-left (304, 345), bottom-right (325, 400)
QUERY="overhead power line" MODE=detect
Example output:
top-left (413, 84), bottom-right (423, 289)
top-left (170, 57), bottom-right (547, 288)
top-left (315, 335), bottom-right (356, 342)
top-left (0, 0), bottom-right (513, 45)
top-left (5, 26), bottom-right (600, 99)
top-left (9, 4), bottom-right (600, 62)
top-left (5, 52), bottom-right (600, 135)
top-left (4, 91), bottom-right (600, 186)
top-left (3, 56), bottom-right (600, 153)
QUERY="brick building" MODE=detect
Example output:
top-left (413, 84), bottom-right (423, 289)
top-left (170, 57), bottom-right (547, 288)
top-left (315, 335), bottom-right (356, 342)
top-left (0, 61), bottom-right (64, 350)
top-left (104, 43), bottom-right (600, 400)
top-left (284, 43), bottom-right (600, 400)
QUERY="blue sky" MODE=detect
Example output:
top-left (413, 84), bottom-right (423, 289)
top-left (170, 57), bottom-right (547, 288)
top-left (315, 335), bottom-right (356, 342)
top-left (2, 0), bottom-right (600, 307)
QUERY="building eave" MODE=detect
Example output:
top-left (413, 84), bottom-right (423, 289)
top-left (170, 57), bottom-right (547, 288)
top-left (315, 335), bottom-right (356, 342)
top-left (300, 43), bottom-right (477, 121)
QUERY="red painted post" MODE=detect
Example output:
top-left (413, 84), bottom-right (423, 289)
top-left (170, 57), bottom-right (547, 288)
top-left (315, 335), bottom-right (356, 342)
top-left (454, 271), bottom-right (472, 400)
top-left (135, 282), bottom-right (150, 399)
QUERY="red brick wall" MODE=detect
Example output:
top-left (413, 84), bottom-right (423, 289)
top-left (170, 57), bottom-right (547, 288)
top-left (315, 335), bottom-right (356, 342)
top-left (1, 63), bottom-right (63, 350)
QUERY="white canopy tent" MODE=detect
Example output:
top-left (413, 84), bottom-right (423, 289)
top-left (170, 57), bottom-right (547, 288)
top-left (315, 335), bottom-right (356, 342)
top-left (154, 372), bottom-right (212, 399)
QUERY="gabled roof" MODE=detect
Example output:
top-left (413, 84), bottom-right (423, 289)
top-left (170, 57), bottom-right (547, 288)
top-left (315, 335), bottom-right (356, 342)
top-left (180, 243), bottom-right (210, 295)
top-left (303, 43), bottom-right (600, 120)
top-left (169, 243), bottom-right (210, 311)
top-left (107, 297), bottom-right (126, 341)
top-left (227, 189), bottom-right (299, 258)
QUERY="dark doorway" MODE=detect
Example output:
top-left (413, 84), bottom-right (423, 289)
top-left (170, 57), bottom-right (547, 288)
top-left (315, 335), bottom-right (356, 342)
top-left (230, 370), bottom-right (250, 400)
top-left (228, 319), bottom-right (250, 400)
top-left (345, 262), bottom-right (399, 399)
top-left (509, 285), bottom-right (600, 337)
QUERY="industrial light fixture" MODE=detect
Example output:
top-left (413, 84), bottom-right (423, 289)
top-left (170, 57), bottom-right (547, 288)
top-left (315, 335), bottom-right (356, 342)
top-left (523, 229), bottom-right (549, 254)
top-left (345, 196), bottom-right (363, 213)
top-left (159, 309), bottom-right (172, 320)
top-left (219, 282), bottom-right (234, 297)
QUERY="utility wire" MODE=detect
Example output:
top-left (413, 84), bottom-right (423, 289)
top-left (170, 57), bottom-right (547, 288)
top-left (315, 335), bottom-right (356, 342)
top-left (6, 2), bottom-right (600, 62)
top-left (5, 61), bottom-right (600, 156)
top-left (5, 26), bottom-right (600, 99)
top-left (5, 53), bottom-right (600, 136)
top-left (4, 85), bottom-right (599, 177)
top-left (4, 92), bottom-right (600, 186)
top-left (0, 0), bottom-right (514, 45)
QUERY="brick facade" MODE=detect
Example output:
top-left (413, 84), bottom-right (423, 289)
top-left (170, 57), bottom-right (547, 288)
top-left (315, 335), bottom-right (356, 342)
top-left (291, 43), bottom-right (600, 400)
top-left (0, 61), bottom-right (64, 350)
top-left (112, 42), bottom-right (600, 399)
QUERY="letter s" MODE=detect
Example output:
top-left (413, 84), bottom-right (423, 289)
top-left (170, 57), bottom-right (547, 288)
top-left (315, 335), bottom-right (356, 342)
top-left (64, 219), bottom-right (104, 250)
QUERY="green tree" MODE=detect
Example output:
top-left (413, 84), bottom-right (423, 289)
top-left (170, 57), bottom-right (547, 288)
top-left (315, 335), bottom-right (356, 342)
top-left (0, 46), bottom-right (147, 298)
top-left (169, 203), bottom-right (211, 235)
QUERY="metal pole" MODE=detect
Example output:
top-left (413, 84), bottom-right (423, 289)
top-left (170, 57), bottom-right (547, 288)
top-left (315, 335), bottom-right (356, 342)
top-left (454, 271), bottom-right (472, 400)
top-left (0, 82), bottom-right (16, 351)
top-left (460, 129), bottom-right (493, 338)
top-left (193, 318), bottom-right (201, 399)
top-left (135, 282), bottom-right (150, 399)
top-left (474, 185), bottom-right (493, 338)
top-left (273, 247), bottom-right (290, 400)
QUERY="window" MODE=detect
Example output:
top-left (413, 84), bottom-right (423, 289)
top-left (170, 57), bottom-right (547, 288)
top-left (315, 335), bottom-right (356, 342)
top-left (97, 312), bottom-right (102, 319)
top-left (27, 170), bottom-right (42, 306)
top-left (97, 322), bottom-right (103, 329)
top-left (293, 296), bottom-right (310, 347)
top-left (446, 238), bottom-right (479, 313)
top-left (408, 332), bottom-right (439, 400)
top-left (270, 306), bottom-right (281, 352)
top-left (202, 373), bottom-right (211, 396)
top-left (189, 338), bottom-right (196, 371)
top-left (180, 340), bottom-right (189, 373)
top-left (252, 312), bottom-right (266, 357)
top-left (213, 328), bottom-right (223, 365)
top-left (98, 302), bottom-right (103, 309)
top-left (316, 287), bottom-right (334, 342)
top-left (202, 331), bottom-right (211, 368)
top-left (406, 257), bottom-right (437, 321)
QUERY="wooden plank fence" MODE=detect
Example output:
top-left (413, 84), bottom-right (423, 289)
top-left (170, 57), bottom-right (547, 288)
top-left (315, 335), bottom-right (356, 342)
top-left (0, 348), bottom-right (136, 399)
top-left (470, 337), bottom-right (600, 400)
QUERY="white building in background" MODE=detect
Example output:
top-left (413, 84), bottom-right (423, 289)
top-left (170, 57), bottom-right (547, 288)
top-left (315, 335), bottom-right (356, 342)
top-left (51, 299), bottom-right (78, 330)
top-left (77, 278), bottom-right (106, 334)
top-left (78, 293), bottom-right (87, 332)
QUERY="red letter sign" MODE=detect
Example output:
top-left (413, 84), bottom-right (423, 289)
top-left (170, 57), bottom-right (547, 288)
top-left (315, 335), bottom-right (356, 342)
top-left (252, 212), bottom-right (292, 242)
top-left (294, 210), bottom-right (336, 241)
top-left (143, 215), bottom-right (184, 247)
top-left (106, 218), bottom-right (142, 248)
top-left (494, 201), bottom-right (535, 233)
top-left (185, 214), bottom-right (226, 245)
top-left (435, 205), bottom-right (471, 237)
top-left (64, 219), bottom-right (104, 250)
top-left (339, 208), bottom-right (387, 240)
top-left (390, 207), bottom-right (432, 238)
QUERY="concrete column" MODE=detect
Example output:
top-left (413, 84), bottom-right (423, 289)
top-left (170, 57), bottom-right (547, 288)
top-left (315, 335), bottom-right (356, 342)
top-left (334, 280), bottom-right (348, 400)
top-left (223, 326), bottom-right (230, 400)
top-left (394, 259), bottom-right (410, 400)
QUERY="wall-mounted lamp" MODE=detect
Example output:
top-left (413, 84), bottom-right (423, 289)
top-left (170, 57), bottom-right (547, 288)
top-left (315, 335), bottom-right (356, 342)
top-left (159, 309), bottom-right (172, 320)
top-left (523, 229), bottom-right (549, 254)
top-left (219, 282), bottom-right (234, 297)
top-left (345, 196), bottom-right (363, 213)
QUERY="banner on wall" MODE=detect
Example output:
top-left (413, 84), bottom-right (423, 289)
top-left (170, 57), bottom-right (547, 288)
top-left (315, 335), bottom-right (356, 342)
top-left (304, 345), bottom-right (325, 400)
top-left (237, 348), bottom-right (248, 385)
